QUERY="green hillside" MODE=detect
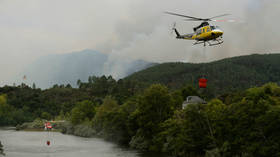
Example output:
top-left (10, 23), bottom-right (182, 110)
top-left (125, 54), bottom-right (280, 96)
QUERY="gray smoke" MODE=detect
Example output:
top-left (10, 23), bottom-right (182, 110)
top-left (101, 0), bottom-right (280, 67)
top-left (0, 0), bottom-right (279, 86)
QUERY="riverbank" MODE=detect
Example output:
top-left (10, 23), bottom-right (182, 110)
top-left (60, 121), bottom-right (96, 137)
top-left (15, 119), bottom-right (95, 137)
top-left (16, 119), bottom-right (65, 132)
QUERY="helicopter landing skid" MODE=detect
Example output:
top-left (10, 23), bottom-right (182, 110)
top-left (193, 39), bottom-right (223, 47)
top-left (207, 39), bottom-right (223, 46)
top-left (193, 41), bottom-right (206, 46)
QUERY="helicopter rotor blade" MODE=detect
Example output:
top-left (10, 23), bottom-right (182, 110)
top-left (209, 14), bottom-right (231, 19)
top-left (165, 11), bottom-right (232, 22)
top-left (184, 19), bottom-right (203, 21)
top-left (165, 11), bottom-right (204, 21)
top-left (211, 19), bottom-right (237, 22)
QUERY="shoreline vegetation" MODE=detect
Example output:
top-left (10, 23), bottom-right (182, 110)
top-left (11, 83), bottom-right (280, 157)
top-left (15, 119), bottom-right (64, 132)
top-left (0, 141), bottom-right (4, 156)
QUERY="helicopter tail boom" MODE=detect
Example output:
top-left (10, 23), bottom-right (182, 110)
top-left (171, 22), bottom-right (193, 40)
top-left (173, 28), bottom-right (182, 38)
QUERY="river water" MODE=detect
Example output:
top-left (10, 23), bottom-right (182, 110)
top-left (0, 129), bottom-right (168, 157)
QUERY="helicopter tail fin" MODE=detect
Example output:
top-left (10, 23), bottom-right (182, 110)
top-left (173, 28), bottom-right (181, 38)
top-left (171, 22), bottom-right (181, 38)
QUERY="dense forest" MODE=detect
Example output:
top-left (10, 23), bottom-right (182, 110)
top-left (0, 76), bottom-right (140, 126)
top-left (126, 54), bottom-right (280, 96)
top-left (0, 54), bottom-right (280, 157)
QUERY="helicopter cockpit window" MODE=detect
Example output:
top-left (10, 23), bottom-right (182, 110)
top-left (210, 26), bottom-right (216, 30)
top-left (197, 29), bottom-right (202, 35)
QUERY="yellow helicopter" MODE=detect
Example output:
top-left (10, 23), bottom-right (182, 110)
top-left (165, 12), bottom-right (231, 46)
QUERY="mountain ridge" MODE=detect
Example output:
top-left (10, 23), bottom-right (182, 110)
top-left (23, 49), bottom-right (153, 88)
top-left (125, 53), bottom-right (280, 96)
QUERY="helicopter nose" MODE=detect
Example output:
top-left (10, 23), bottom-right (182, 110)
top-left (219, 31), bottom-right (223, 36)
top-left (213, 30), bottom-right (223, 37)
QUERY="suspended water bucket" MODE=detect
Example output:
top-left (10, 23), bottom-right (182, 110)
top-left (199, 78), bottom-right (207, 88)
top-left (45, 122), bottom-right (52, 146)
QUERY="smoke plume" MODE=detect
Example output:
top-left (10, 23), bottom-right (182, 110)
top-left (0, 0), bottom-right (279, 86)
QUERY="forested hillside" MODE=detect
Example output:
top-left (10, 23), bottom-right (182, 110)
top-left (126, 54), bottom-right (280, 96)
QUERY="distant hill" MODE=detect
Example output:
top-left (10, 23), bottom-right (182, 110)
top-left (125, 54), bottom-right (280, 96)
top-left (23, 50), bottom-right (153, 88)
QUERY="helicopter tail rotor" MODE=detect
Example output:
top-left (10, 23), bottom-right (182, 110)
top-left (169, 22), bottom-right (181, 38)
top-left (170, 22), bottom-right (176, 34)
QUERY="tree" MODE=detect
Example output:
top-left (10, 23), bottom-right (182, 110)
top-left (0, 140), bottom-right (4, 155)
top-left (0, 95), bottom-right (16, 125)
top-left (93, 97), bottom-right (119, 132)
top-left (66, 84), bottom-right (72, 88)
top-left (70, 100), bottom-right (96, 125)
top-left (132, 84), bottom-right (174, 150)
top-left (32, 83), bottom-right (36, 89)
top-left (41, 112), bottom-right (52, 120)
top-left (92, 97), bottom-right (138, 144)
top-left (181, 85), bottom-right (200, 99)
top-left (77, 79), bottom-right (81, 88)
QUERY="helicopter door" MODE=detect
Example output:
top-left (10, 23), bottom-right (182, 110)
top-left (204, 27), bottom-right (208, 33)
top-left (206, 27), bottom-right (210, 32)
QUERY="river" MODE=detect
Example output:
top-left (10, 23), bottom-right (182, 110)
top-left (0, 129), bottom-right (168, 157)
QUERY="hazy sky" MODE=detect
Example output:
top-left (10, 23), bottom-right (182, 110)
top-left (0, 0), bottom-right (279, 85)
